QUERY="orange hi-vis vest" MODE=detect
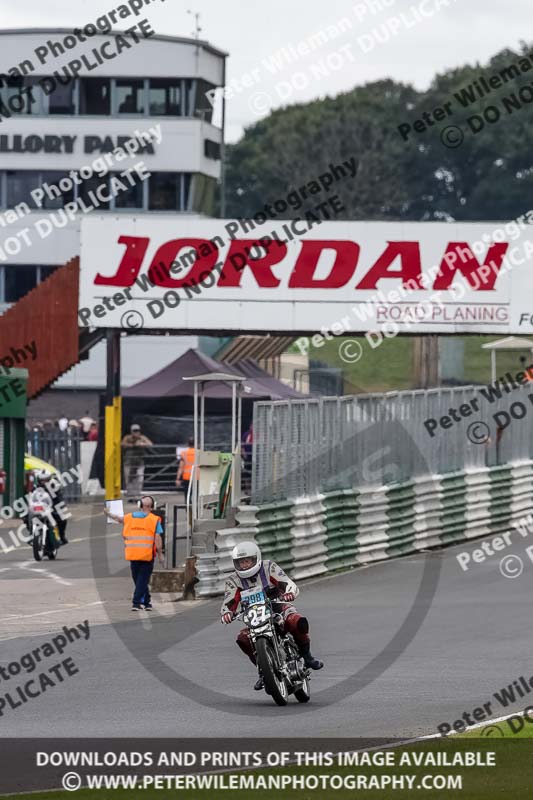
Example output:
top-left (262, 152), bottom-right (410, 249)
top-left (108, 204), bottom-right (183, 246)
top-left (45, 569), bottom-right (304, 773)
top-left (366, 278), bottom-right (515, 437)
top-left (181, 447), bottom-right (195, 480)
top-left (123, 513), bottom-right (159, 562)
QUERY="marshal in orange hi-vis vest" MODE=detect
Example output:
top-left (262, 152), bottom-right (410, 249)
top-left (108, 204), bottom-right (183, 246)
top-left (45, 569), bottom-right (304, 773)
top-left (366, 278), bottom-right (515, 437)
top-left (123, 513), bottom-right (159, 561)
top-left (181, 447), bottom-right (195, 480)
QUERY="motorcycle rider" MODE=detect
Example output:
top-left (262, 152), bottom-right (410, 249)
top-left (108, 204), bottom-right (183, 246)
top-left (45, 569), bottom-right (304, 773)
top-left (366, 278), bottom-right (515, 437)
top-left (33, 470), bottom-right (68, 545)
top-left (220, 541), bottom-right (324, 690)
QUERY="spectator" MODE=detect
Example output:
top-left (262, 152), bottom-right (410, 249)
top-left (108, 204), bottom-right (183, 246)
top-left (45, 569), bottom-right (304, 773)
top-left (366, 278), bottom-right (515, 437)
top-left (241, 423), bottom-right (253, 493)
top-left (121, 423), bottom-right (153, 500)
top-left (79, 410), bottom-right (95, 440)
top-left (87, 422), bottom-right (98, 442)
top-left (58, 414), bottom-right (68, 432)
top-left (176, 437), bottom-right (195, 501)
top-left (119, 93), bottom-right (137, 113)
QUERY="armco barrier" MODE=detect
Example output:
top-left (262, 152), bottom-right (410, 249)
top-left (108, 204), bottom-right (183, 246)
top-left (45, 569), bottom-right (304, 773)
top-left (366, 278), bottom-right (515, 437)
top-left (196, 461), bottom-right (533, 596)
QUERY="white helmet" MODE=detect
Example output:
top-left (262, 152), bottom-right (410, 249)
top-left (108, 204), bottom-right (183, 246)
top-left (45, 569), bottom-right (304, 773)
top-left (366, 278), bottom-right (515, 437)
top-left (35, 469), bottom-right (52, 483)
top-left (232, 541), bottom-right (262, 579)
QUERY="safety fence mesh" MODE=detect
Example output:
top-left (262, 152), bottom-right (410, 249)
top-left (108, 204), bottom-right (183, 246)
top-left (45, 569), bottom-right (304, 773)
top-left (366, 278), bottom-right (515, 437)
top-left (252, 384), bottom-right (533, 504)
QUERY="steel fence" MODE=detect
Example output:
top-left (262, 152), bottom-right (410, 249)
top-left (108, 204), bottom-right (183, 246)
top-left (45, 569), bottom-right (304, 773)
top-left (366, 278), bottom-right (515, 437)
top-left (252, 383), bottom-right (533, 503)
top-left (129, 445), bottom-right (249, 496)
top-left (126, 445), bottom-right (179, 494)
top-left (25, 428), bottom-right (82, 502)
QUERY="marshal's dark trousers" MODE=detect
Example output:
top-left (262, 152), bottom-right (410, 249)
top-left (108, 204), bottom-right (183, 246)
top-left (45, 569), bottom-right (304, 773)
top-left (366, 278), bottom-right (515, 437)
top-left (130, 559), bottom-right (154, 606)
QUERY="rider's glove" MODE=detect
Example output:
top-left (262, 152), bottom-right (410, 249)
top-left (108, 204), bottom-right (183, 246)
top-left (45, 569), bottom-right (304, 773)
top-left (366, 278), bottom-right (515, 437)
top-left (221, 612), bottom-right (233, 624)
top-left (281, 592), bottom-right (295, 602)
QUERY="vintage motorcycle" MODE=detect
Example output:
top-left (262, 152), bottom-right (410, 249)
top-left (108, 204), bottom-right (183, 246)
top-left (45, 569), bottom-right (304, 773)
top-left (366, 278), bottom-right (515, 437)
top-left (236, 586), bottom-right (311, 706)
top-left (28, 486), bottom-right (60, 561)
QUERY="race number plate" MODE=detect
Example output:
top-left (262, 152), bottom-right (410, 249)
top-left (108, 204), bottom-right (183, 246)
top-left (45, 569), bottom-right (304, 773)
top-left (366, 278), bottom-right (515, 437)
top-left (240, 588), bottom-right (265, 605)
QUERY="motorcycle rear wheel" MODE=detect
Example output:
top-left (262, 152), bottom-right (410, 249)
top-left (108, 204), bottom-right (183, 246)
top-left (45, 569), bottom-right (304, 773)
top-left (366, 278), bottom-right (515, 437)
top-left (256, 637), bottom-right (288, 706)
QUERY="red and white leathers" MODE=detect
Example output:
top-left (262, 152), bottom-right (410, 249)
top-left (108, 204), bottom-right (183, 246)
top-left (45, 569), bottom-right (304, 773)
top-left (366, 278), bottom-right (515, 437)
top-left (220, 559), bottom-right (311, 662)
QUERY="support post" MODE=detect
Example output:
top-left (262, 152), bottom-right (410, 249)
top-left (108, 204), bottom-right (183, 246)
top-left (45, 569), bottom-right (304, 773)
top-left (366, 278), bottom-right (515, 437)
top-left (230, 382), bottom-right (236, 506)
top-left (413, 336), bottom-right (439, 389)
top-left (105, 330), bottom-right (122, 500)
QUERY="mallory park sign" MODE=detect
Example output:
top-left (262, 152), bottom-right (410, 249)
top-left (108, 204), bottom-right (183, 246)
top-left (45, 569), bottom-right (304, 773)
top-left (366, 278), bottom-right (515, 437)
top-left (79, 215), bottom-right (533, 334)
top-left (0, 134), bottom-right (155, 155)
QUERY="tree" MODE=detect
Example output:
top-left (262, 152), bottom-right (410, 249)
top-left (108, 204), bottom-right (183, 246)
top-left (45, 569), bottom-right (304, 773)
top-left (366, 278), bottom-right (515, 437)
top-left (224, 43), bottom-right (533, 222)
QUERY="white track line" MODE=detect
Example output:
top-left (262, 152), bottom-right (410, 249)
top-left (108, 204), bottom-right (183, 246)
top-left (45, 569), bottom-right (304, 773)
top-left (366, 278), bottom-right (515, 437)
top-left (17, 561), bottom-right (72, 586)
top-left (0, 600), bottom-right (105, 622)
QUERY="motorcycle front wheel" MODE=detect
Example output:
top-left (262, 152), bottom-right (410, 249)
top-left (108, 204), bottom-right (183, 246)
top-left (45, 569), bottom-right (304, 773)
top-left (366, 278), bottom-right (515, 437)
top-left (45, 529), bottom-right (58, 560)
top-left (255, 637), bottom-right (288, 706)
top-left (32, 538), bottom-right (42, 561)
top-left (31, 521), bottom-right (43, 562)
top-left (294, 676), bottom-right (311, 703)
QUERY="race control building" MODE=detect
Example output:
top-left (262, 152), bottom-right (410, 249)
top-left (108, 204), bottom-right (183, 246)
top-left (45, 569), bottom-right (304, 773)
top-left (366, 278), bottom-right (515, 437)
top-left (0, 27), bottom-right (226, 411)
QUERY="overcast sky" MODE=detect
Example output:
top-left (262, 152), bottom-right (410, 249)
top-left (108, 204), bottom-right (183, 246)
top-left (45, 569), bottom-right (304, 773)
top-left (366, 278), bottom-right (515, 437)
top-left (1, 0), bottom-right (530, 141)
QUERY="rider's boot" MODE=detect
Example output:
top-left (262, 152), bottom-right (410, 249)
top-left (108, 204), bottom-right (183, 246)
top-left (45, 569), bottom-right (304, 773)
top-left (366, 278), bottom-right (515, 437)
top-left (254, 674), bottom-right (264, 691)
top-left (298, 641), bottom-right (324, 670)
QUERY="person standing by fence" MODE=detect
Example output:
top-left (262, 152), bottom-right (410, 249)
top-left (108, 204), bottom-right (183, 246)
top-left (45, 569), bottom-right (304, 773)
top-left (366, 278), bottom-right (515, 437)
top-left (241, 423), bottom-right (253, 494)
top-left (176, 437), bottom-right (195, 501)
top-left (121, 423), bottom-right (153, 500)
top-left (104, 495), bottom-right (164, 610)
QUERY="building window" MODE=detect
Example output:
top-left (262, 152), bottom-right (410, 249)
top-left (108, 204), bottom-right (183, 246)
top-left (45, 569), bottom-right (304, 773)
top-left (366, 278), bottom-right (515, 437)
top-left (40, 172), bottom-right (75, 208)
top-left (46, 81), bottom-right (75, 114)
top-left (0, 264), bottom-right (58, 304)
top-left (0, 76), bottom-right (224, 119)
top-left (78, 174), bottom-right (110, 210)
top-left (6, 171), bottom-right (40, 208)
top-left (196, 79), bottom-right (216, 123)
top-left (183, 173), bottom-right (192, 210)
top-left (191, 174), bottom-right (217, 215)
top-left (116, 79), bottom-right (145, 114)
top-left (3, 77), bottom-right (42, 115)
top-left (112, 173), bottom-right (144, 209)
top-left (0, 171), bottom-right (201, 213)
top-left (183, 79), bottom-right (196, 116)
top-left (79, 78), bottom-right (111, 114)
top-left (39, 265), bottom-right (58, 282)
top-left (204, 139), bottom-right (221, 160)
top-left (149, 79), bottom-right (181, 115)
top-left (4, 265), bottom-right (38, 302)
top-left (149, 172), bottom-right (181, 210)
top-left (5, 171), bottom-right (76, 210)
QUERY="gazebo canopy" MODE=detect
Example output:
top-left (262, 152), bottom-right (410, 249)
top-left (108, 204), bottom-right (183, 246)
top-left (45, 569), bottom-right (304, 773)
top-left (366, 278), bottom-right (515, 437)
top-left (481, 336), bottom-right (533, 351)
top-left (481, 337), bottom-right (533, 382)
top-left (123, 348), bottom-right (307, 400)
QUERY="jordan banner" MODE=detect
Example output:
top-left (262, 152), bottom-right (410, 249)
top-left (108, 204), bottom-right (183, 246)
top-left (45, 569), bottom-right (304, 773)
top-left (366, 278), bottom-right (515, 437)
top-left (79, 215), bottom-right (533, 333)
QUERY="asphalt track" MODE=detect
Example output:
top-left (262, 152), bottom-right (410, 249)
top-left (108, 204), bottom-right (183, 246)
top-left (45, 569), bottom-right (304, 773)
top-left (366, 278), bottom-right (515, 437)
top-left (1, 503), bottom-right (531, 739)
